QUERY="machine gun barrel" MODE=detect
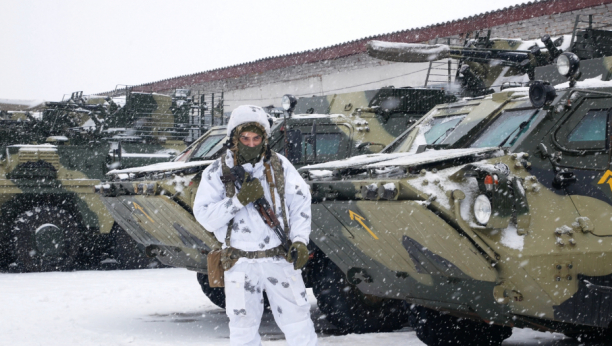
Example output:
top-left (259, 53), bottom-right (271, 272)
top-left (230, 165), bottom-right (291, 253)
top-left (367, 40), bottom-right (531, 65)
top-left (449, 48), bottom-right (531, 64)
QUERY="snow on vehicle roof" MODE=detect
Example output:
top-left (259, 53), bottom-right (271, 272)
top-left (47, 136), bottom-right (69, 141)
top-left (0, 98), bottom-right (46, 110)
top-left (111, 95), bottom-right (126, 107)
top-left (9, 144), bottom-right (57, 150)
top-left (365, 147), bottom-right (501, 168)
top-left (107, 160), bottom-right (214, 175)
top-left (554, 75), bottom-right (612, 89)
top-left (368, 40), bottom-right (451, 60)
top-left (300, 152), bottom-right (411, 171)
top-left (120, 153), bottom-right (175, 158)
top-left (308, 169), bottom-right (334, 178)
top-left (291, 113), bottom-right (345, 119)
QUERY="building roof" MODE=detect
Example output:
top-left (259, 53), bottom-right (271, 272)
top-left (112, 0), bottom-right (611, 94)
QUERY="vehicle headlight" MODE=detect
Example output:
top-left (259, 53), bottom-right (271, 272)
top-left (556, 52), bottom-right (580, 77)
top-left (282, 94), bottom-right (297, 112)
top-left (529, 81), bottom-right (556, 108)
top-left (556, 54), bottom-right (570, 76)
top-left (474, 194), bottom-right (492, 225)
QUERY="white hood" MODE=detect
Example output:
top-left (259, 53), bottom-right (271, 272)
top-left (226, 105), bottom-right (271, 136)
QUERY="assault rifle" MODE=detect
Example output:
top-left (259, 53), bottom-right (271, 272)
top-left (229, 165), bottom-right (292, 254)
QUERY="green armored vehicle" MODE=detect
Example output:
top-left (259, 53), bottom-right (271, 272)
top-left (95, 27), bottom-right (581, 333)
top-left (0, 89), bottom-right (205, 272)
top-left (299, 18), bottom-right (612, 344)
top-left (98, 88), bottom-right (446, 332)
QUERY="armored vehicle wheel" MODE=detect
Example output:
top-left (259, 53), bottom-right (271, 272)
top-left (311, 255), bottom-right (409, 333)
top-left (0, 227), bottom-right (13, 270)
top-left (412, 306), bottom-right (512, 346)
top-left (109, 223), bottom-right (160, 269)
top-left (564, 327), bottom-right (612, 342)
top-left (196, 273), bottom-right (227, 308)
top-left (196, 273), bottom-right (272, 310)
top-left (10, 205), bottom-right (81, 272)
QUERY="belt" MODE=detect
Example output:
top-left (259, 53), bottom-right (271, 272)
top-left (228, 245), bottom-right (286, 260)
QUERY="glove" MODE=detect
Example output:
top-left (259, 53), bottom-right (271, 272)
top-left (236, 174), bottom-right (264, 206)
top-left (287, 241), bottom-right (309, 270)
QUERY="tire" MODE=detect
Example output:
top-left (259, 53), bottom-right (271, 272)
top-left (0, 224), bottom-right (13, 270)
top-left (108, 223), bottom-right (160, 270)
top-left (10, 205), bottom-right (81, 272)
top-left (196, 273), bottom-right (271, 310)
top-left (564, 327), bottom-right (612, 342)
top-left (412, 306), bottom-right (512, 346)
top-left (311, 255), bottom-right (410, 333)
top-left (197, 273), bottom-right (228, 308)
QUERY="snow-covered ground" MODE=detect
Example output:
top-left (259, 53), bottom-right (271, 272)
top-left (0, 268), bottom-right (582, 345)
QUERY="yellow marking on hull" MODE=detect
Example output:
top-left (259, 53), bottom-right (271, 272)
top-left (349, 210), bottom-right (378, 240)
top-left (132, 202), bottom-right (155, 223)
top-left (597, 170), bottom-right (612, 191)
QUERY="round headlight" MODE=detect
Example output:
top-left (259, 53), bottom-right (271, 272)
top-left (556, 52), bottom-right (580, 77)
top-left (281, 94), bottom-right (297, 112)
top-left (556, 54), bottom-right (570, 76)
top-left (281, 95), bottom-right (291, 110)
top-left (474, 194), bottom-right (492, 225)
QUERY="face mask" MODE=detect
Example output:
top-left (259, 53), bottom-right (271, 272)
top-left (237, 142), bottom-right (264, 165)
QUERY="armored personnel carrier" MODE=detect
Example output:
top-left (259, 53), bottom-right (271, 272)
top-left (98, 88), bottom-right (446, 332)
top-left (95, 26), bottom-right (582, 333)
top-left (0, 89), bottom-right (206, 272)
top-left (299, 16), bottom-right (612, 344)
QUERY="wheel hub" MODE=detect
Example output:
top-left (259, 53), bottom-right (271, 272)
top-left (34, 223), bottom-right (66, 260)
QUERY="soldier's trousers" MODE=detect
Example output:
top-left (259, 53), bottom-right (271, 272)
top-left (224, 259), bottom-right (318, 346)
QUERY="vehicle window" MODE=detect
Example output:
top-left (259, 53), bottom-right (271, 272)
top-left (567, 109), bottom-right (608, 143)
top-left (387, 114), bottom-right (466, 153)
top-left (191, 134), bottom-right (225, 159)
top-left (424, 116), bottom-right (465, 144)
top-left (305, 133), bottom-right (342, 159)
top-left (470, 109), bottom-right (537, 148)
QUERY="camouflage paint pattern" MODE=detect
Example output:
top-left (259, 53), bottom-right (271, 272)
top-left (98, 87), bottom-right (448, 270)
top-left (0, 90), bottom-right (201, 271)
top-left (299, 79), bottom-right (612, 334)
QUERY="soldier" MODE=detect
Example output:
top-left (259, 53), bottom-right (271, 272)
top-left (193, 105), bottom-right (317, 346)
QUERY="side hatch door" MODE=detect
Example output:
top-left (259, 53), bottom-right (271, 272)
top-left (549, 96), bottom-right (612, 236)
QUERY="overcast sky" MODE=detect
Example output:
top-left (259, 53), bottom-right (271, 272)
top-left (1, 0), bottom-right (529, 101)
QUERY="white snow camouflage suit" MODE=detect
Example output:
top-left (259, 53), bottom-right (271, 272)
top-left (193, 106), bottom-right (317, 346)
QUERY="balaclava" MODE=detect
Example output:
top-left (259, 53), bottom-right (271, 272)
top-left (234, 122), bottom-right (267, 165)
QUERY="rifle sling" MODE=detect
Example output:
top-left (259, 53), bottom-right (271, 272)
top-left (220, 152), bottom-right (290, 249)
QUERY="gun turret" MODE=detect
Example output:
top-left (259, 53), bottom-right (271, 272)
top-left (366, 38), bottom-right (546, 97)
top-left (368, 15), bottom-right (612, 98)
top-left (366, 34), bottom-right (569, 97)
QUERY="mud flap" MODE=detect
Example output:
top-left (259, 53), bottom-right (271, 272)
top-left (100, 194), bottom-right (222, 271)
